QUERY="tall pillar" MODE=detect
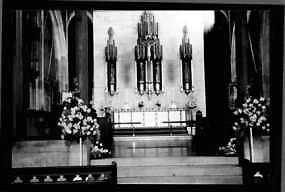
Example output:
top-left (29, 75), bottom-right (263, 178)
top-left (235, 11), bottom-right (249, 105)
top-left (13, 10), bottom-right (24, 137)
top-left (75, 11), bottom-right (89, 103)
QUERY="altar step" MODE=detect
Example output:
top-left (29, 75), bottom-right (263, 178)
top-left (91, 156), bottom-right (243, 184)
top-left (112, 135), bottom-right (195, 157)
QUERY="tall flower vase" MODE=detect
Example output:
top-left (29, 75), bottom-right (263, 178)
top-left (65, 140), bottom-right (88, 166)
top-left (244, 128), bottom-right (270, 163)
top-left (79, 137), bottom-right (93, 166)
top-left (249, 127), bottom-right (254, 162)
top-left (79, 137), bottom-right (83, 166)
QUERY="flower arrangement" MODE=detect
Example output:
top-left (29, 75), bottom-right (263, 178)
top-left (58, 95), bottom-right (100, 143)
top-left (58, 94), bottom-right (111, 158)
top-left (218, 96), bottom-right (270, 156)
top-left (232, 96), bottom-right (270, 135)
top-left (90, 141), bottom-right (110, 159)
top-left (218, 138), bottom-right (238, 156)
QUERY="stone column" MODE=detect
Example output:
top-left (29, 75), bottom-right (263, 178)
top-left (14, 11), bottom-right (25, 137)
top-left (235, 10), bottom-right (249, 105)
top-left (75, 11), bottom-right (89, 103)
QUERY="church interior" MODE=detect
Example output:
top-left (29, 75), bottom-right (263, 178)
top-left (0, 4), bottom-right (284, 192)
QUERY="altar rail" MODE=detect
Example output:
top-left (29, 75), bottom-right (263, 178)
top-left (112, 108), bottom-right (202, 136)
top-left (10, 161), bottom-right (117, 186)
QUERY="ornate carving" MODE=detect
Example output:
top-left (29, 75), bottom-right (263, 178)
top-left (180, 25), bottom-right (193, 95)
top-left (135, 11), bottom-right (163, 96)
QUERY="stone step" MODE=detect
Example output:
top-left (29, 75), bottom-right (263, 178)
top-left (118, 175), bottom-right (243, 184)
top-left (114, 135), bottom-right (191, 147)
top-left (113, 147), bottom-right (193, 158)
top-left (117, 165), bottom-right (242, 177)
top-left (91, 156), bottom-right (239, 167)
top-left (114, 135), bottom-right (191, 141)
top-left (92, 157), bottom-right (242, 184)
top-left (113, 136), bottom-right (193, 157)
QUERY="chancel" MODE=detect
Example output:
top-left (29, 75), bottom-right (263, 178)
top-left (6, 9), bottom-right (276, 186)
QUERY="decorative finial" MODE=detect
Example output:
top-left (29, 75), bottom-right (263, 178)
top-left (107, 27), bottom-right (114, 40)
top-left (183, 25), bottom-right (188, 35)
top-left (182, 25), bottom-right (189, 43)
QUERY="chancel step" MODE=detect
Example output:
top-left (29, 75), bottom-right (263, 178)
top-left (117, 165), bottom-right (242, 177)
top-left (113, 136), bottom-right (194, 157)
top-left (92, 156), bottom-right (239, 166)
top-left (118, 176), bottom-right (243, 184)
top-left (91, 157), bottom-right (242, 184)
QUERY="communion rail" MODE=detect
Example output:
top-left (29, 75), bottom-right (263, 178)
top-left (9, 161), bottom-right (117, 188)
top-left (112, 108), bottom-right (202, 136)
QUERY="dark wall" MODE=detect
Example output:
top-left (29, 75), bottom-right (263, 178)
top-left (204, 10), bottom-right (231, 153)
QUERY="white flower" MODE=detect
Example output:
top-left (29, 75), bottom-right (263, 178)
top-left (260, 116), bottom-right (266, 121)
top-left (71, 108), bottom-right (76, 115)
top-left (74, 123), bottom-right (80, 130)
top-left (73, 129), bottom-right (78, 134)
top-left (80, 105), bottom-right (88, 112)
top-left (249, 114), bottom-right (257, 122)
top-left (66, 128), bottom-right (72, 134)
top-left (87, 116), bottom-right (93, 121)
